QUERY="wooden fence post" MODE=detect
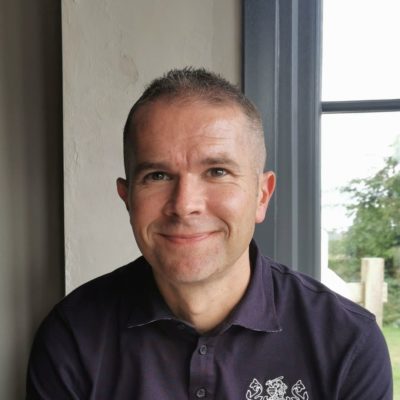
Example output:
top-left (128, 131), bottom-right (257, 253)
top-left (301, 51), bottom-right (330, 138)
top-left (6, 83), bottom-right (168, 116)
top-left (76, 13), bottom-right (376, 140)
top-left (361, 258), bottom-right (385, 327)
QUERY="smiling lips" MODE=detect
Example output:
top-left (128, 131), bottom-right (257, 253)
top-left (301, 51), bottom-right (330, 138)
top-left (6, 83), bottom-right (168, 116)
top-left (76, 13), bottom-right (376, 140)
top-left (159, 232), bottom-right (216, 244)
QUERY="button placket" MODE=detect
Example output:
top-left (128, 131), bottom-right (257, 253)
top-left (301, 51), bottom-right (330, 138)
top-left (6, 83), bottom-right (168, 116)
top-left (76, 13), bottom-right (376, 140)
top-left (196, 387), bottom-right (206, 398)
top-left (199, 344), bottom-right (208, 355)
top-left (189, 336), bottom-right (216, 399)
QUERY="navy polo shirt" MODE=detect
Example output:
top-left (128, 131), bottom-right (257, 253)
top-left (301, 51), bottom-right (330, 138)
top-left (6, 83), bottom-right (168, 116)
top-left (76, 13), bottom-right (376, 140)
top-left (27, 241), bottom-right (392, 399)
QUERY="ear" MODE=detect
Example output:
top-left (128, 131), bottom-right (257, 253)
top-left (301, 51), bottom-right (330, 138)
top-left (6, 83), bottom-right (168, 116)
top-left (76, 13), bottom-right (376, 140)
top-left (116, 178), bottom-right (130, 211)
top-left (255, 171), bottom-right (276, 224)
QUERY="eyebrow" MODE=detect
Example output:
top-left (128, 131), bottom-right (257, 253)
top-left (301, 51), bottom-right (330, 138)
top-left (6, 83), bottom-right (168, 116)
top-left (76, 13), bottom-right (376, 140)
top-left (200, 156), bottom-right (240, 170)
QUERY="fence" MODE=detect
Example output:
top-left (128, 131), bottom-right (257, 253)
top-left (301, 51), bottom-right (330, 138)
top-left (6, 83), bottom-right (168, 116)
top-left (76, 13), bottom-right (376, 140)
top-left (322, 257), bottom-right (388, 327)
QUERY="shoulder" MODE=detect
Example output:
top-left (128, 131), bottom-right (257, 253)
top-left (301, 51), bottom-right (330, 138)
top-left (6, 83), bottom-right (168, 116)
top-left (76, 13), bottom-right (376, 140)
top-left (263, 256), bottom-right (392, 396)
top-left (264, 256), bottom-right (376, 329)
top-left (27, 259), bottom-right (152, 398)
top-left (52, 256), bottom-right (153, 327)
top-left (67, 256), bottom-right (151, 298)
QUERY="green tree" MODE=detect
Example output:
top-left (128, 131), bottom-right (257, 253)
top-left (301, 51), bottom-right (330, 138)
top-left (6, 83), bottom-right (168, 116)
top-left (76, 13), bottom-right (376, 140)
top-left (342, 156), bottom-right (400, 278)
top-left (328, 153), bottom-right (400, 325)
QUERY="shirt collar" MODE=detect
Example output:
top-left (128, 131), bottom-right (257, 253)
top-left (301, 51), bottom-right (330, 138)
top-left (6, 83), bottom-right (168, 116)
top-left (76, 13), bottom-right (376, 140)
top-left (126, 260), bottom-right (178, 328)
top-left (126, 240), bottom-right (282, 334)
top-left (222, 240), bottom-right (282, 333)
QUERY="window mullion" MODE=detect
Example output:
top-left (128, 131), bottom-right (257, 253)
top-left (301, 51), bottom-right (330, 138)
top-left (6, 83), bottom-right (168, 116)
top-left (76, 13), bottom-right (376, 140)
top-left (322, 99), bottom-right (400, 114)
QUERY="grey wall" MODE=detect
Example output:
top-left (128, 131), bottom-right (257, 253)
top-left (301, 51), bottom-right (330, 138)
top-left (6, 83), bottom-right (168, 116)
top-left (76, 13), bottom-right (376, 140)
top-left (0, 1), bottom-right (64, 398)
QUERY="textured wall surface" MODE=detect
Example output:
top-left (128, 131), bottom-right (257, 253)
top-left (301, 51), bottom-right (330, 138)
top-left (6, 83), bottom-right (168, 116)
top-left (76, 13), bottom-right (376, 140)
top-left (62, 0), bottom-right (242, 292)
top-left (0, 2), bottom-right (64, 398)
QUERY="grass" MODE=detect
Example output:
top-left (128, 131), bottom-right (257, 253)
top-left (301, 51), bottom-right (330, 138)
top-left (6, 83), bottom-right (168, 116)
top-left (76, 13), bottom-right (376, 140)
top-left (383, 326), bottom-right (400, 399)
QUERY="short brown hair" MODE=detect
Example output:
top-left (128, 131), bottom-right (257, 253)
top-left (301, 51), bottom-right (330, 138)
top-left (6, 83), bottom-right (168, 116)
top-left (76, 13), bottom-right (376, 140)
top-left (123, 67), bottom-right (266, 178)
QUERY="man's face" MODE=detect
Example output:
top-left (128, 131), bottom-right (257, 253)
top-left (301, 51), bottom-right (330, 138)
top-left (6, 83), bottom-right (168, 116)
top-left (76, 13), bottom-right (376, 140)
top-left (117, 99), bottom-right (275, 287)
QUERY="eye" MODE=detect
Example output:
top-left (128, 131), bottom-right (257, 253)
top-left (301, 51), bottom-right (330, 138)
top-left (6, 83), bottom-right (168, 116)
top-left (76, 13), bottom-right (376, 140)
top-left (144, 171), bottom-right (171, 181)
top-left (208, 167), bottom-right (228, 177)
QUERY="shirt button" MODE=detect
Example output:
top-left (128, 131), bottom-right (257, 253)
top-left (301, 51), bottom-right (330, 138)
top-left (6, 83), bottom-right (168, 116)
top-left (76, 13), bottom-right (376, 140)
top-left (199, 344), bottom-right (208, 355)
top-left (196, 388), bottom-right (206, 398)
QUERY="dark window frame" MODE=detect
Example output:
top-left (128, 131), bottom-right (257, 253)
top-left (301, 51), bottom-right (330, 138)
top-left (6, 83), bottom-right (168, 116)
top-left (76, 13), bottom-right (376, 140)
top-left (243, 0), bottom-right (322, 278)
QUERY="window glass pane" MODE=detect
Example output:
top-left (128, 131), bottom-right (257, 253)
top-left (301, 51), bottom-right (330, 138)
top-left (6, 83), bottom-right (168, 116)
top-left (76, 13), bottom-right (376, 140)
top-left (322, 0), bottom-right (400, 101)
top-left (322, 112), bottom-right (400, 235)
top-left (321, 112), bottom-right (400, 330)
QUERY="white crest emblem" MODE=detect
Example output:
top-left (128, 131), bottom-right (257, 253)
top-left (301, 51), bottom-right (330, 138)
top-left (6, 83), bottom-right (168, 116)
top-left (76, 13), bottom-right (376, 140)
top-left (246, 376), bottom-right (309, 400)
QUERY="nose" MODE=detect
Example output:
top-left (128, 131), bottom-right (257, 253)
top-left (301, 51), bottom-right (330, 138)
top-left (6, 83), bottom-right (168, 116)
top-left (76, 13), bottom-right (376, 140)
top-left (163, 175), bottom-right (205, 218)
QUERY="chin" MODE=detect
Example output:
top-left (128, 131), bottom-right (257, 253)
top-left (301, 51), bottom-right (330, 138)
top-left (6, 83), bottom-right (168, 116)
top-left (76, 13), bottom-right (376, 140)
top-left (155, 257), bottom-right (222, 285)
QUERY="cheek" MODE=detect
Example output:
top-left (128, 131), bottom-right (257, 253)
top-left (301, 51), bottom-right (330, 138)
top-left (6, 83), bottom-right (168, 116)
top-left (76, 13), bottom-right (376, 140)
top-left (129, 190), bottom-right (165, 229)
top-left (209, 185), bottom-right (257, 223)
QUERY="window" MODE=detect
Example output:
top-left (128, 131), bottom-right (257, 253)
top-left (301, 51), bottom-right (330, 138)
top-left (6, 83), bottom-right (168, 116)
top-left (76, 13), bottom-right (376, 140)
top-left (321, 0), bottom-right (400, 319)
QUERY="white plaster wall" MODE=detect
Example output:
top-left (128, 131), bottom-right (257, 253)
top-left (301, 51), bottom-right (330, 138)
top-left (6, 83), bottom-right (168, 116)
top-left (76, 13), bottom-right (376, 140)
top-left (62, 0), bottom-right (242, 292)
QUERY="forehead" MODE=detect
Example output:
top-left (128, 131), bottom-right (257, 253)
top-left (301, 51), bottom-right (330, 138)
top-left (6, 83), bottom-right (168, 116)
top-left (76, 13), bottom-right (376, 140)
top-left (132, 99), bottom-right (249, 150)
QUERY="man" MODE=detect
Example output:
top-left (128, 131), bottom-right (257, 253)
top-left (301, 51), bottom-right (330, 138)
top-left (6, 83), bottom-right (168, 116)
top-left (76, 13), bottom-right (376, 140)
top-left (27, 68), bottom-right (392, 399)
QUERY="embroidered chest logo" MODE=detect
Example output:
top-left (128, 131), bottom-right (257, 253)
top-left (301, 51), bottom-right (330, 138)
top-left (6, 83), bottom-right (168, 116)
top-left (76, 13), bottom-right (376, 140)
top-left (246, 376), bottom-right (309, 400)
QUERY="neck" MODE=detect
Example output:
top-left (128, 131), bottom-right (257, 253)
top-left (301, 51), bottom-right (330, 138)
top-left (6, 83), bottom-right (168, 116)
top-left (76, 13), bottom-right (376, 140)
top-left (153, 255), bottom-right (251, 334)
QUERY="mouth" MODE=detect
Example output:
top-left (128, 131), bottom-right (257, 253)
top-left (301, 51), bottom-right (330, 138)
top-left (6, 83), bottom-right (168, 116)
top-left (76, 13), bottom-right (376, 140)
top-left (158, 232), bottom-right (216, 245)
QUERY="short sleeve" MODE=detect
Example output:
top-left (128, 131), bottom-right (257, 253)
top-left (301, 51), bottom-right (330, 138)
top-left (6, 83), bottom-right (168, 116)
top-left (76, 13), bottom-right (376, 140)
top-left (26, 308), bottom-right (90, 400)
top-left (339, 319), bottom-right (392, 399)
